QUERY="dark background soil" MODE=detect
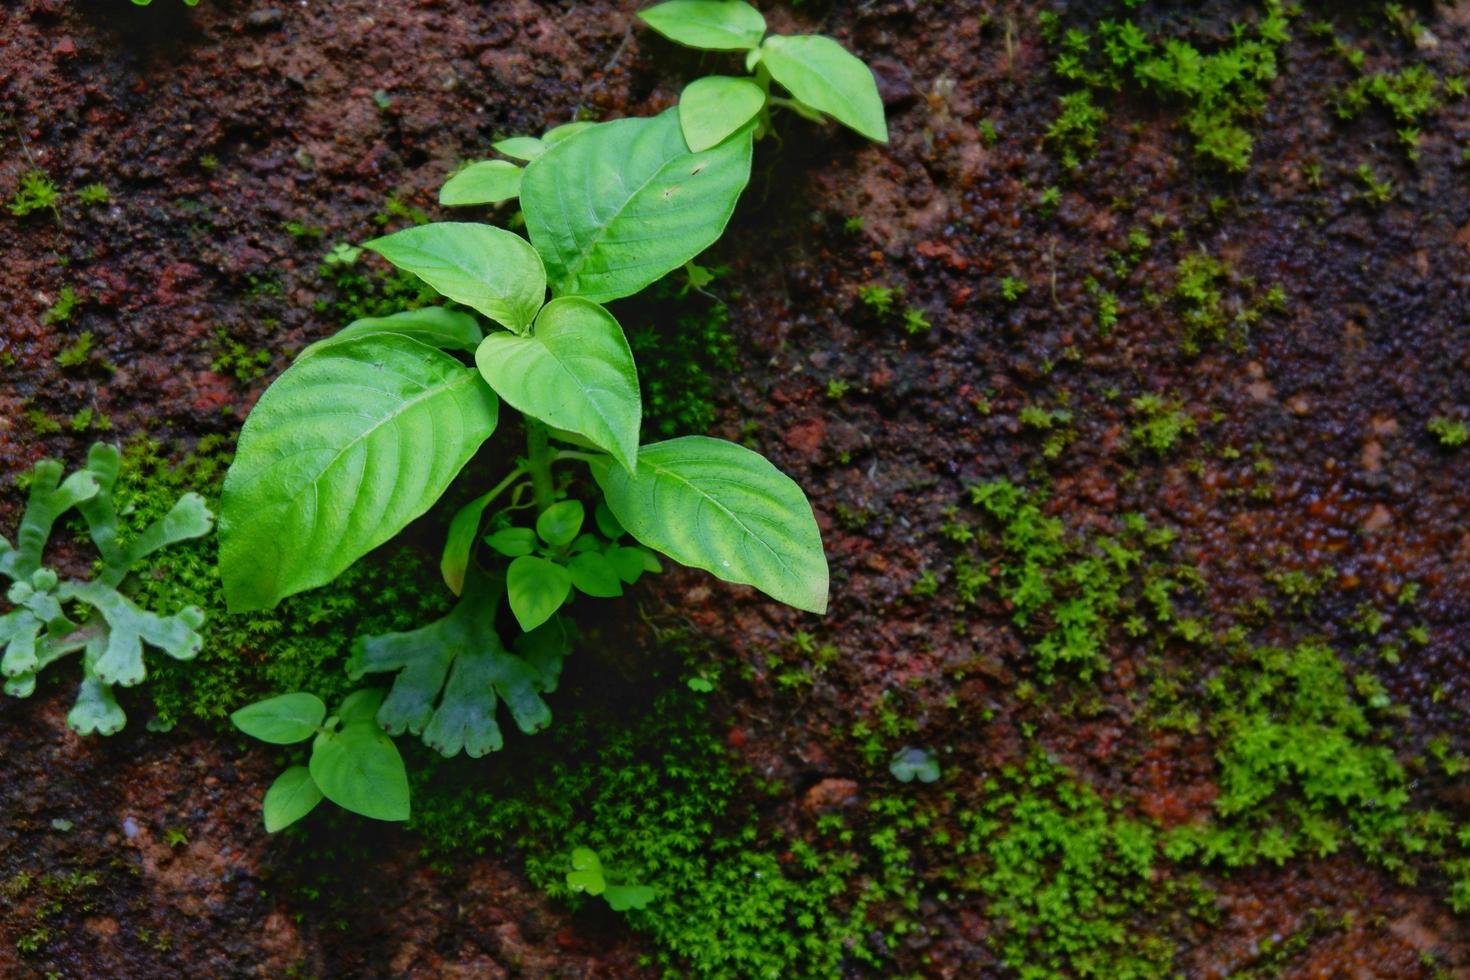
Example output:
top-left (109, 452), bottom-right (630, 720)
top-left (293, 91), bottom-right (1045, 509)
top-left (5, 0), bottom-right (1470, 976)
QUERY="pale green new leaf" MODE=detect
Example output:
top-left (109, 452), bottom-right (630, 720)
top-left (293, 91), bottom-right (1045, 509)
top-left (364, 222), bottom-right (546, 333)
top-left (310, 722), bottom-right (411, 822)
top-left (476, 298), bottom-right (641, 471)
top-left (494, 136), bottom-right (546, 161)
top-left (679, 76), bottom-right (767, 151)
top-left (761, 34), bottom-right (889, 143)
top-left (593, 436), bottom-right (828, 613)
top-left (440, 160), bottom-right (524, 207)
top-left (507, 555), bottom-right (572, 632)
top-left (638, 0), bottom-right (766, 50)
top-left (303, 308), bottom-right (483, 357)
top-left (605, 884), bottom-right (657, 911)
top-left (231, 692), bottom-right (326, 744)
top-left (520, 110), bottom-right (754, 303)
top-left (218, 335), bottom-right (499, 613)
top-left (263, 766), bottom-right (324, 832)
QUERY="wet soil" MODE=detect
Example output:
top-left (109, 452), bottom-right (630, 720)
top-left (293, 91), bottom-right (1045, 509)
top-left (4, 0), bottom-right (1470, 976)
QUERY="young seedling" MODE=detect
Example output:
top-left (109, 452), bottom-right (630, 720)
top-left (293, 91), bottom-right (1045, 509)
top-left (231, 689), bottom-right (410, 830)
top-left (565, 846), bottom-right (657, 912)
top-left (0, 444), bottom-right (211, 734)
top-left (889, 746), bottom-right (941, 784)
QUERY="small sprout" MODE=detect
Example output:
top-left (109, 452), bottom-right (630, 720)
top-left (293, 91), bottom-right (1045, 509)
top-left (565, 846), bottom-right (656, 912)
top-left (842, 215), bottom-right (865, 234)
top-left (901, 307), bottom-right (932, 335)
top-left (978, 119), bottom-right (999, 146)
top-left (999, 276), bottom-right (1029, 302)
top-left (858, 283), bottom-right (898, 318)
top-left (1428, 416), bottom-right (1468, 448)
top-left (825, 378), bottom-right (849, 400)
top-left (889, 747), bottom-right (941, 784)
top-left (199, 154), bottom-right (219, 173)
top-left (9, 170), bottom-right (60, 218)
top-left (43, 287), bottom-right (80, 327)
top-left (323, 242), bottom-right (362, 267)
top-left (686, 675), bottom-right (715, 693)
top-left (77, 184), bottom-right (110, 206)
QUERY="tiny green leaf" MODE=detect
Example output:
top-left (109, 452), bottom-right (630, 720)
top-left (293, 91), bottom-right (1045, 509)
top-left (889, 746), bottom-right (941, 784)
top-left (568, 551), bottom-right (623, 598)
top-left (364, 222), bottom-right (546, 333)
top-left (494, 136), bottom-right (546, 161)
top-left (231, 692), bottom-right (326, 744)
top-left (506, 556), bottom-right (572, 632)
top-left (439, 160), bottom-right (524, 207)
top-left (604, 884), bottom-right (657, 911)
top-left (475, 298), bottom-right (641, 471)
top-left (536, 500), bottom-right (586, 548)
top-left (302, 307), bottom-right (484, 357)
top-left (761, 34), bottom-right (889, 143)
top-left (262, 766), bottom-right (324, 833)
top-left (520, 110), bottom-right (754, 303)
top-left (593, 436), bottom-right (828, 613)
top-left (679, 76), bottom-right (767, 151)
top-left (638, 0), bottom-right (766, 50)
top-left (486, 526), bottom-right (539, 558)
top-left (309, 722), bottom-right (411, 822)
top-left (567, 846), bottom-right (606, 894)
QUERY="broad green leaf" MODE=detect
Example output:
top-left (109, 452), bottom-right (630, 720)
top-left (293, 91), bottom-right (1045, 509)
top-left (605, 884), bottom-right (657, 911)
top-left (219, 335), bottom-right (499, 613)
top-left (520, 111), bottom-right (754, 303)
top-left (638, 0), bottom-right (766, 50)
top-left (440, 160), bottom-right (523, 207)
top-left (568, 551), bottom-right (622, 598)
top-left (475, 298), bottom-right (642, 471)
top-left (485, 527), bottom-right (538, 558)
top-left (593, 436), bottom-right (828, 613)
top-left (349, 571), bottom-right (564, 758)
top-left (536, 500), bottom-right (585, 548)
top-left (231, 692), bottom-right (326, 744)
top-left (303, 308), bottom-right (483, 357)
top-left (679, 76), bottom-right (767, 151)
top-left (309, 722), bottom-right (410, 822)
top-left (263, 766), bottom-right (324, 832)
top-left (506, 555), bottom-right (572, 632)
top-left (761, 34), bottom-right (888, 143)
top-left (364, 223), bottom-right (546, 333)
top-left (494, 136), bottom-right (546, 161)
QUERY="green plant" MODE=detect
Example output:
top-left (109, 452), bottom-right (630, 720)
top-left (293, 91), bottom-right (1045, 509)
top-left (9, 170), bottom-right (59, 218)
top-left (565, 846), bottom-right (658, 911)
top-left (42, 287), bottom-right (79, 327)
top-left (1428, 416), bottom-right (1468, 448)
top-left (889, 747), bottom-right (941, 783)
top-left (218, 84), bottom-right (881, 826)
top-left (0, 444), bottom-right (212, 734)
top-left (231, 689), bottom-right (409, 829)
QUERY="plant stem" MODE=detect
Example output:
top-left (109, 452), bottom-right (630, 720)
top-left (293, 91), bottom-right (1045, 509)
top-left (552, 450), bottom-right (606, 466)
top-left (525, 419), bottom-right (556, 513)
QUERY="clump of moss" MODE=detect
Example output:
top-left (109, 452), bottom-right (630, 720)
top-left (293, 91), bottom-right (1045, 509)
top-left (627, 282), bottom-right (738, 439)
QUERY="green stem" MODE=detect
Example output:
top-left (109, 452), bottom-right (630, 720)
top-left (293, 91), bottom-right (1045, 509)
top-left (525, 419), bottom-right (556, 513)
top-left (553, 450), bottom-right (606, 466)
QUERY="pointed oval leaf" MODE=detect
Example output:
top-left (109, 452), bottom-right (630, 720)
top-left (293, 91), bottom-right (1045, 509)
top-left (679, 76), bottom-right (767, 151)
top-left (303, 307), bottom-right (483, 357)
top-left (568, 551), bottom-right (623, 598)
top-left (364, 223), bottom-right (546, 333)
top-left (263, 766), bottom-right (324, 832)
top-left (761, 34), bottom-right (889, 143)
top-left (475, 298), bottom-right (642, 470)
top-left (309, 723), bottom-right (410, 822)
top-left (520, 111), bottom-right (754, 303)
top-left (231, 692), bottom-right (326, 744)
top-left (506, 555), bottom-right (572, 632)
top-left (486, 526), bottom-right (538, 558)
top-left (592, 436), bottom-right (828, 613)
top-left (219, 335), bottom-right (499, 613)
top-left (494, 136), bottom-right (546, 161)
top-left (638, 0), bottom-right (766, 50)
top-left (439, 160), bottom-right (524, 207)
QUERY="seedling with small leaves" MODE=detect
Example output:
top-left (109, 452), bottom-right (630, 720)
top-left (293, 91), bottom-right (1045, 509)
top-left (231, 689), bottom-right (410, 830)
top-left (1, 444), bottom-right (211, 735)
top-left (566, 846), bottom-right (658, 912)
top-left (889, 746), bottom-right (941, 784)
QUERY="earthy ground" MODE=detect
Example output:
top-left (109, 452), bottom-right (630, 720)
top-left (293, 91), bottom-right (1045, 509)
top-left (5, 0), bottom-right (1470, 976)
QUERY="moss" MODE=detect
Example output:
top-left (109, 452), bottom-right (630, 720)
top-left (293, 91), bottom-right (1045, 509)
top-left (627, 282), bottom-right (738, 439)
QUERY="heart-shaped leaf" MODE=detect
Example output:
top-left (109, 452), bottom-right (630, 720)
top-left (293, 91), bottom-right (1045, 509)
top-left (439, 160), bottom-right (524, 207)
top-left (475, 298), bottom-right (641, 471)
top-left (310, 722), bottom-right (410, 822)
top-left (262, 766), bottom-right (324, 832)
top-left (593, 436), bottom-right (828, 613)
top-left (679, 76), bottom-right (767, 151)
top-left (231, 692), bottom-right (326, 744)
top-left (520, 110), bottom-right (754, 303)
top-left (761, 34), bottom-right (889, 143)
top-left (638, 0), bottom-right (766, 50)
top-left (506, 556), bottom-right (572, 632)
top-left (568, 551), bottom-right (623, 598)
top-left (364, 222), bottom-right (546, 333)
top-left (219, 335), bottom-right (499, 612)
